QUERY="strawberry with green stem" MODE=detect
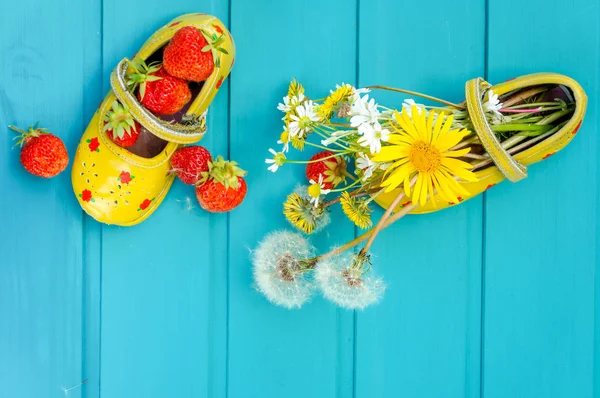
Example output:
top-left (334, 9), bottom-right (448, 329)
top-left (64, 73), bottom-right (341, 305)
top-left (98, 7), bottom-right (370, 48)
top-left (199, 29), bottom-right (229, 69)
top-left (196, 156), bottom-right (247, 212)
top-left (170, 145), bottom-right (212, 185)
top-left (127, 57), bottom-right (191, 115)
top-left (163, 26), bottom-right (229, 82)
top-left (9, 124), bottom-right (69, 178)
top-left (103, 101), bottom-right (141, 147)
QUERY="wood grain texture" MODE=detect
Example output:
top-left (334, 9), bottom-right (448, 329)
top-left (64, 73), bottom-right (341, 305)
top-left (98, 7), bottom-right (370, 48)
top-left (0, 0), bottom-right (598, 397)
top-left (227, 1), bottom-right (357, 397)
top-left (483, 1), bottom-right (600, 397)
top-left (354, 1), bottom-right (485, 397)
top-left (0, 0), bottom-right (100, 397)
top-left (99, 2), bottom-right (229, 397)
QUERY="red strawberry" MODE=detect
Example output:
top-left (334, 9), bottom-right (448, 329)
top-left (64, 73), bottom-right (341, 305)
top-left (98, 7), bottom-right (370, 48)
top-left (127, 58), bottom-right (191, 115)
top-left (195, 156), bottom-right (247, 212)
top-left (306, 151), bottom-right (347, 189)
top-left (163, 26), bottom-right (228, 82)
top-left (103, 101), bottom-right (140, 147)
top-left (10, 124), bottom-right (69, 178)
top-left (170, 145), bottom-right (212, 184)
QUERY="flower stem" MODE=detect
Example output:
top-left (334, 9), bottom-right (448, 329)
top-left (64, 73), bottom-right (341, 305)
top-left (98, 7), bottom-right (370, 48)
top-left (501, 87), bottom-right (547, 107)
top-left (330, 178), bottom-right (362, 192)
top-left (314, 202), bottom-right (418, 263)
top-left (285, 151), bottom-right (350, 164)
top-left (365, 85), bottom-right (465, 110)
top-left (301, 139), bottom-right (345, 152)
top-left (472, 122), bottom-right (565, 171)
top-left (360, 190), bottom-right (406, 255)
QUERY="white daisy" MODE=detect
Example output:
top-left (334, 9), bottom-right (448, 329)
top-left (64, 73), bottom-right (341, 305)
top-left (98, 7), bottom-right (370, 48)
top-left (277, 96), bottom-right (292, 113)
top-left (357, 122), bottom-right (390, 154)
top-left (252, 230), bottom-right (316, 309)
top-left (277, 93), bottom-right (305, 113)
top-left (356, 152), bottom-right (376, 181)
top-left (307, 174), bottom-right (331, 207)
top-left (350, 95), bottom-right (380, 127)
top-left (402, 98), bottom-right (426, 117)
top-left (288, 101), bottom-right (319, 138)
top-left (351, 87), bottom-right (371, 103)
top-left (277, 130), bottom-right (290, 153)
top-left (265, 148), bottom-right (286, 172)
top-left (314, 253), bottom-right (385, 310)
top-left (483, 90), bottom-right (503, 118)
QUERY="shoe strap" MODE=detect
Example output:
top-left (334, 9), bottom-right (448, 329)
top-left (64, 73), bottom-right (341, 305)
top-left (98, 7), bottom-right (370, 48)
top-left (465, 77), bottom-right (528, 182)
top-left (110, 58), bottom-right (207, 144)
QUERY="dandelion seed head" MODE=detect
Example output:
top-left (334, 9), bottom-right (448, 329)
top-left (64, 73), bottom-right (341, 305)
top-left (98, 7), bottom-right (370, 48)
top-left (252, 230), bottom-right (316, 309)
top-left (315, 252), bottom-right (385, 310)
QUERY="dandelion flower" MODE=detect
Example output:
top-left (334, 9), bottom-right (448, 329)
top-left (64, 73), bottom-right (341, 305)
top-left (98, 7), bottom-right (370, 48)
top-left (287, 78), bottom-right (305, 98)
top-left (315, 252), bottom-right (385, 310)
top-left (283, 191), bottom-right (331, 234)
top-left (371, 106), bottom-right (478, 205)
top-left (340, 192), bottom-right (372, 229)
top-left (252, 230), bottom-right (316, 309)
top-left (319, 84), bottom-right (354, 120)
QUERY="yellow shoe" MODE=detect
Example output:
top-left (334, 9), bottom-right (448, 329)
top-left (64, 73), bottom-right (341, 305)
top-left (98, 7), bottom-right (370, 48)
top-left (72, 13), bottom-right (235, 226)
top-left (375, 73), bottom-right (587, 213)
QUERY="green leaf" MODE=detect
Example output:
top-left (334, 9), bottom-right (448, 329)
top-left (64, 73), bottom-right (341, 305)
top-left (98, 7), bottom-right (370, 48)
top-left (202, 44), bottom-right (211, 52)
top-left (218, 48), bottom-right (228, 54)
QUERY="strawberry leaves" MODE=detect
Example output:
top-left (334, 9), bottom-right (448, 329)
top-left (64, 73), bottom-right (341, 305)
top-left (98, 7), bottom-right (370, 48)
top-left (199, 30), bottom-right (229, 68)
top-left (126, 57), bottom-right (163, 100)
top-left (103, 101), bottom-right (137, 139)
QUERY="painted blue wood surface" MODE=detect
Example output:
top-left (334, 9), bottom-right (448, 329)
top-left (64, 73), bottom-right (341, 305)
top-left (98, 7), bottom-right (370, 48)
top-left (0, 0), bottom-right (598, 397)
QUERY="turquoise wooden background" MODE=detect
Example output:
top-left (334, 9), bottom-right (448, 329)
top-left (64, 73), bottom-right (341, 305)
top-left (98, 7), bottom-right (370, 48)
top-left (1, 0), bottom-right (598, 397)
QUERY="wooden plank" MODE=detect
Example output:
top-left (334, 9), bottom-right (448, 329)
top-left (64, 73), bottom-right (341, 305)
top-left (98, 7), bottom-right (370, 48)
top-left (0, 0), bottom-right (100, 397)
top-left (228, 1), bottom-right (357, 396)
top-left (99, 2), bottom-right (229, 397)
top-left (354, 1), bottom-right (485, 397)
top-left (81, 2), bottom-right (104, 397)
top-left (483, 1), bottom-right (599, 397)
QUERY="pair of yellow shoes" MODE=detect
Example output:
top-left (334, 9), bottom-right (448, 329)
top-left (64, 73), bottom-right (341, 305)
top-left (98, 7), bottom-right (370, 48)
top-left (72, 14), bottom-right (234, 226)
top-left (72, 14), bottom-right (588, 224)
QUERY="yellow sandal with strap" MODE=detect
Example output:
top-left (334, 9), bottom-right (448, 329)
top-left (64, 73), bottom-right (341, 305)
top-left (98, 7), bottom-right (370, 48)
top-left (374, 73), bottom-right (587, 213)
top-left (71, 13), bottom-right (235, 226)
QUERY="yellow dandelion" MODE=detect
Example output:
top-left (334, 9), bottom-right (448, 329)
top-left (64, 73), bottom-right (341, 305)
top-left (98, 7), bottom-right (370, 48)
top-left (291, 135), bottom-right (306, 151)
top-left (371, 106), bottom-right (478, 206)
top-left (287, 79), bottom-right (304, 98)
top-left (283, 193), bottom-right (329, 234)
top-left (340, 192), bottom-right (372, 229)
top-left (318, 84), bottom-right (354, 120)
